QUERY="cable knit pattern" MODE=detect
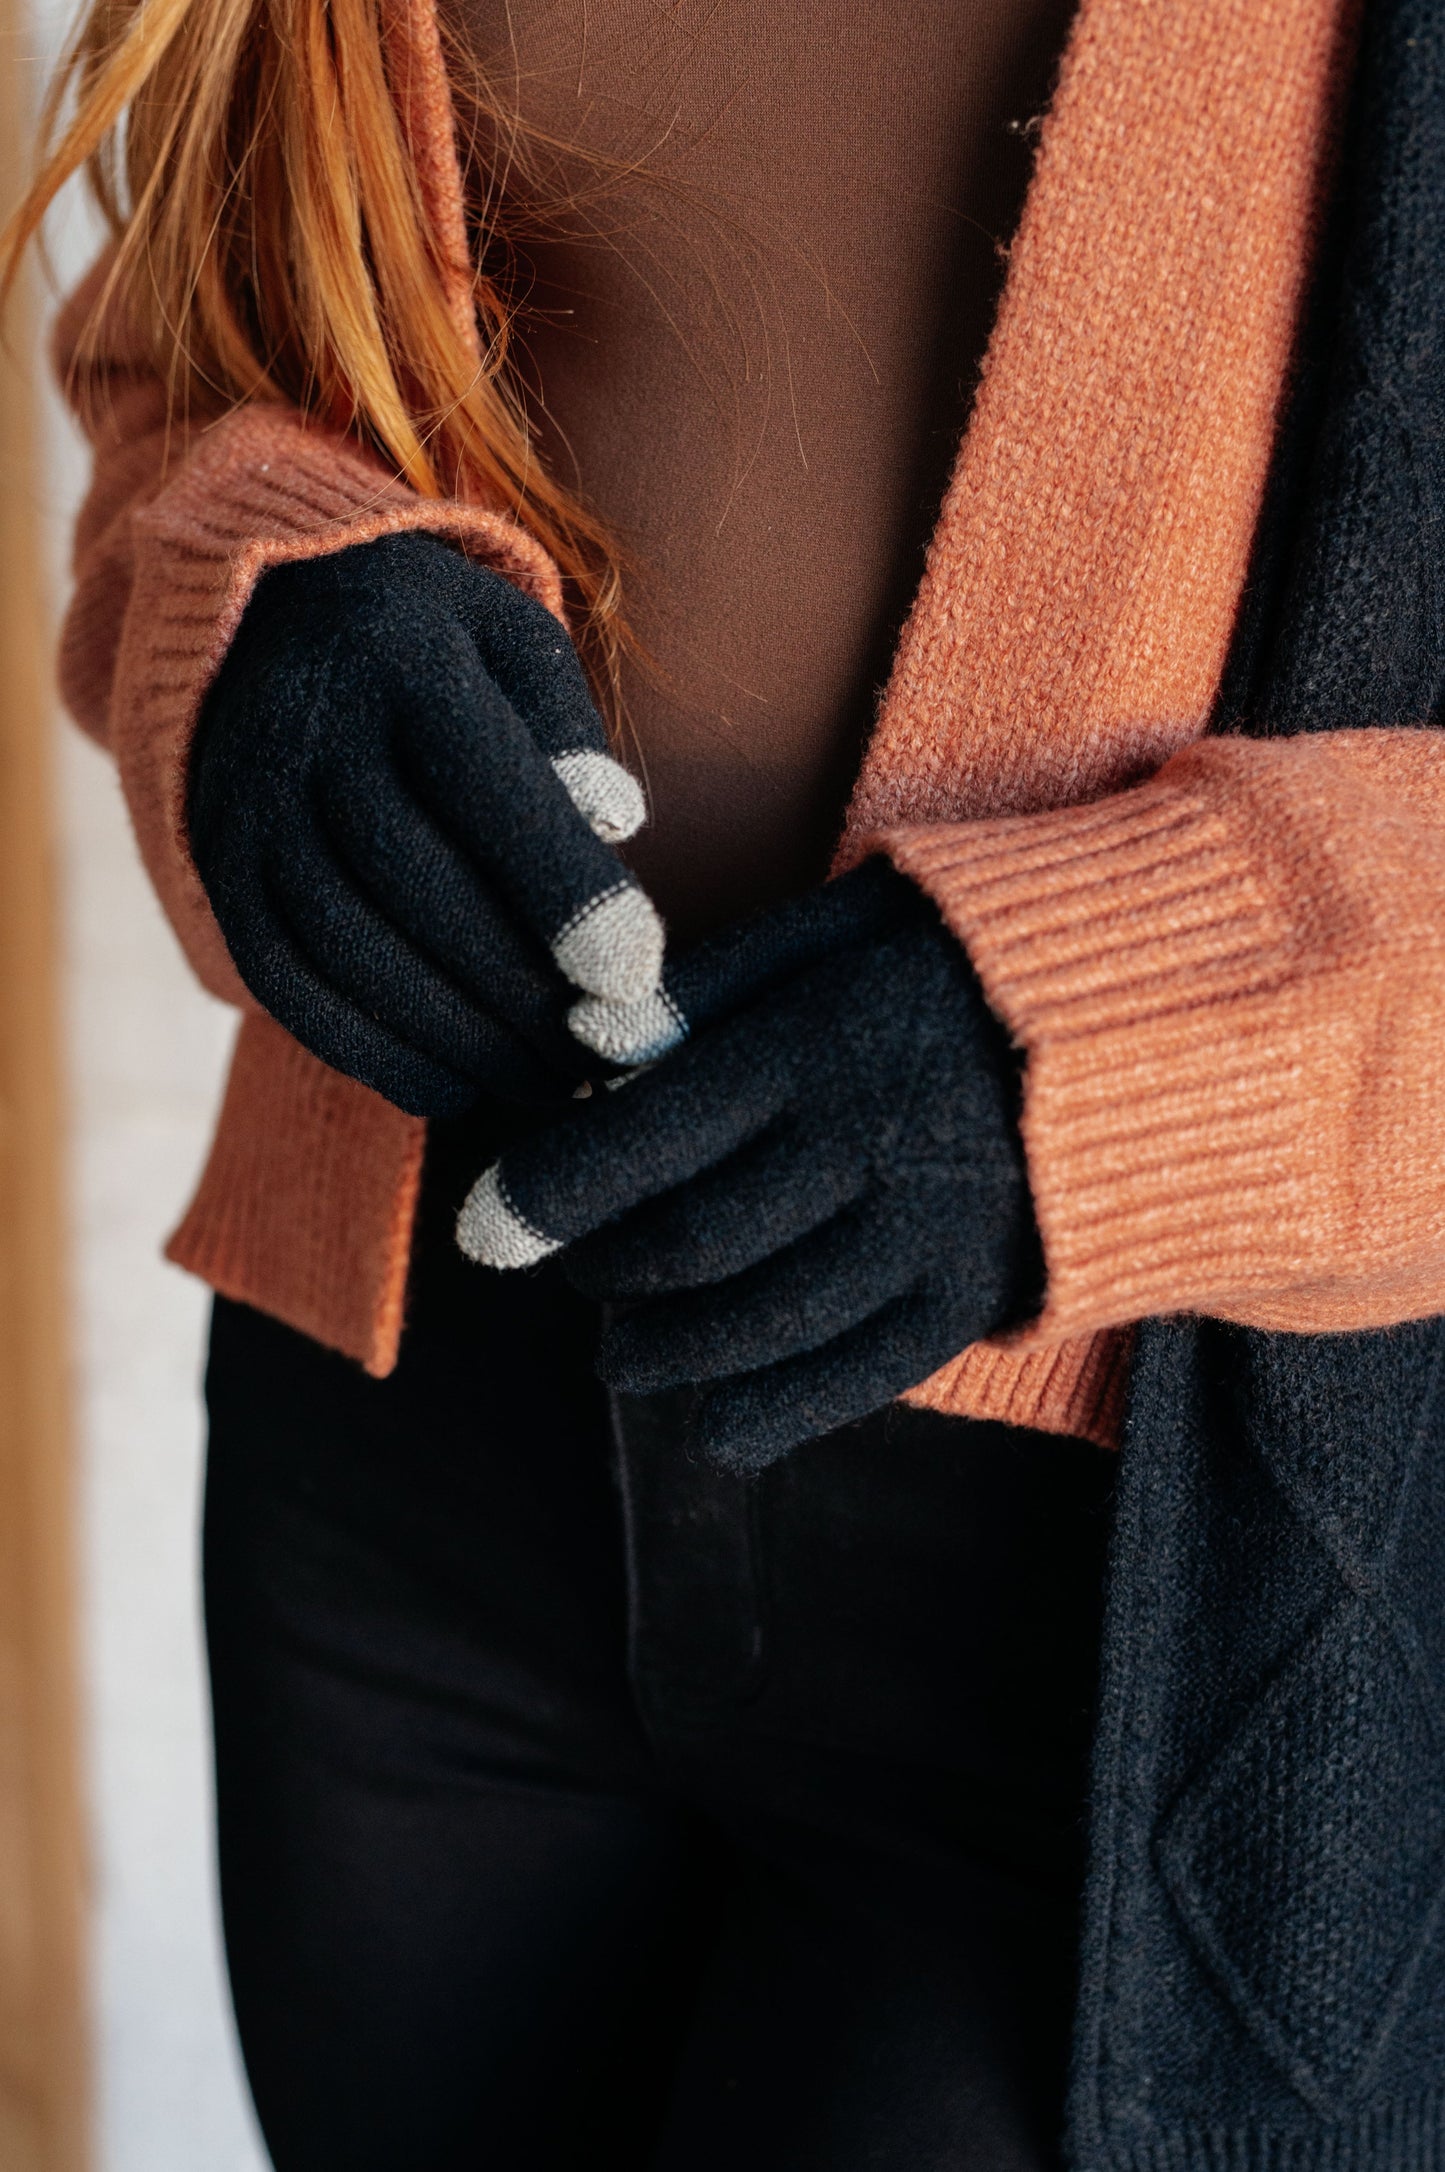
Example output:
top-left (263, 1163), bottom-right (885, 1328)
top-left (1066, 6), bottom-right (1445, 2144)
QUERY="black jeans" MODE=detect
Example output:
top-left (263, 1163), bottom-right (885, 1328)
top-left (202, 1125), bottom-right (1115, 2172)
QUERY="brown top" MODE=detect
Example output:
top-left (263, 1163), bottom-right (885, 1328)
top-left (455, 0), bottom-right (1077, 939)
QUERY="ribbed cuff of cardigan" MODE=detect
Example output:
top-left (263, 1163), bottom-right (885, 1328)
top-left (167, 1011), bottom-right (426, 1379)
top-left (900, 1326), bottom-right (1135, 1455)
top-left (108, 403), bottom-right (564, 1007)
top-left (880, 733), bottom-right (1445, 1353)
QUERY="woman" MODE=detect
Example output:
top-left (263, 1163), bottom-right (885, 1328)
top-left (7, 0), bottom-right (1445, 2162)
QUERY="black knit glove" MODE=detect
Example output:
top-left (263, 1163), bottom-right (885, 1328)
top-left (188, 532), bottom-right (666, 1117)
top-left (456, 860), bottom-right (1044, 1468)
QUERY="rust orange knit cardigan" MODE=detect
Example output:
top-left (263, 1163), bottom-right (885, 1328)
top-left (62, 0), bottom-right (1445, 1450)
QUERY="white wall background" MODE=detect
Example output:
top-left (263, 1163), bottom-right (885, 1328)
top-left (27, 6), bottom-right (272, 2160)
top-left (60, 730), bottom-right (266, 2172)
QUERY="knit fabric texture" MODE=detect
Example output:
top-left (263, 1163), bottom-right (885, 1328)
top-left (50, 0), bottom-right (1445, 2150)
top-left (55, 0), bottom-right (1354, 1396)
top-left (52, 239), bottom-right (566, 1371)
top-left (1067, 0), bottom-right (1445, 2158)
top-left (838, 0), bottom-right (1353, 1443)
top-left (457, 860), bottom-right (1043, 1469)
top-left (189, 532), bottom-right (660, 1117)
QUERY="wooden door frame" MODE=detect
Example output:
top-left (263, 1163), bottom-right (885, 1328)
top-left (0, 8), bottom-right (91, 2166)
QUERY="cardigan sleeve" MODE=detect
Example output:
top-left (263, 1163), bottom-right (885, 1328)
top-left (880, 728), bottom-right (1445, 1344)
top-left (54, 257), bottom-right (565, 1007)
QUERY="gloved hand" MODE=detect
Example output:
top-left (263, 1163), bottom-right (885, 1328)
top-left (188, 531), bottom-right (667, 1116)
top-left (456, 859), bottom-right (1045, 1468)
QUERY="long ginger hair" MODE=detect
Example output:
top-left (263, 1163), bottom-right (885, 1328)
top-left (0, 0), bottom-right (631, 704)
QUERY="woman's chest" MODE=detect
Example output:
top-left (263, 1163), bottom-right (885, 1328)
top-left (449, 0), bottom-right (1073, 935)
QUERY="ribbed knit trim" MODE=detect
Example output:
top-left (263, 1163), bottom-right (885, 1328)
top-left (167, 1012), bottom-right (426, 1379)
top-left (888, 777), bottom-right (1313, 1342)
top-left (113, 404), bottom-right (563, 1005)
top-left (111, 410), bottom-right (562, 1373)
top-left (829, 0), bottom-right (1350, 1442)
top-left (1088, 2099), bottom-right (1445, 2172)
top-left (903, 1325), bottom-right (1134, 1454)
top-left (884, 732), bottom-right (1445, 1349)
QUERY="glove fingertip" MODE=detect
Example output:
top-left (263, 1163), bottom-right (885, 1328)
top-left (595, 1321), bottom-right (665, 1396)
top-left (552, 882), bottom-right (666, 1001)
top-left (693, 1388), bottom-right (792, 1475)
top-left (550, 749), bottom-right (648, 844)
top-left (567, 986), bottom-right (688, 1067)
top-left (455, 1164), bottom-right (561, 1270)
